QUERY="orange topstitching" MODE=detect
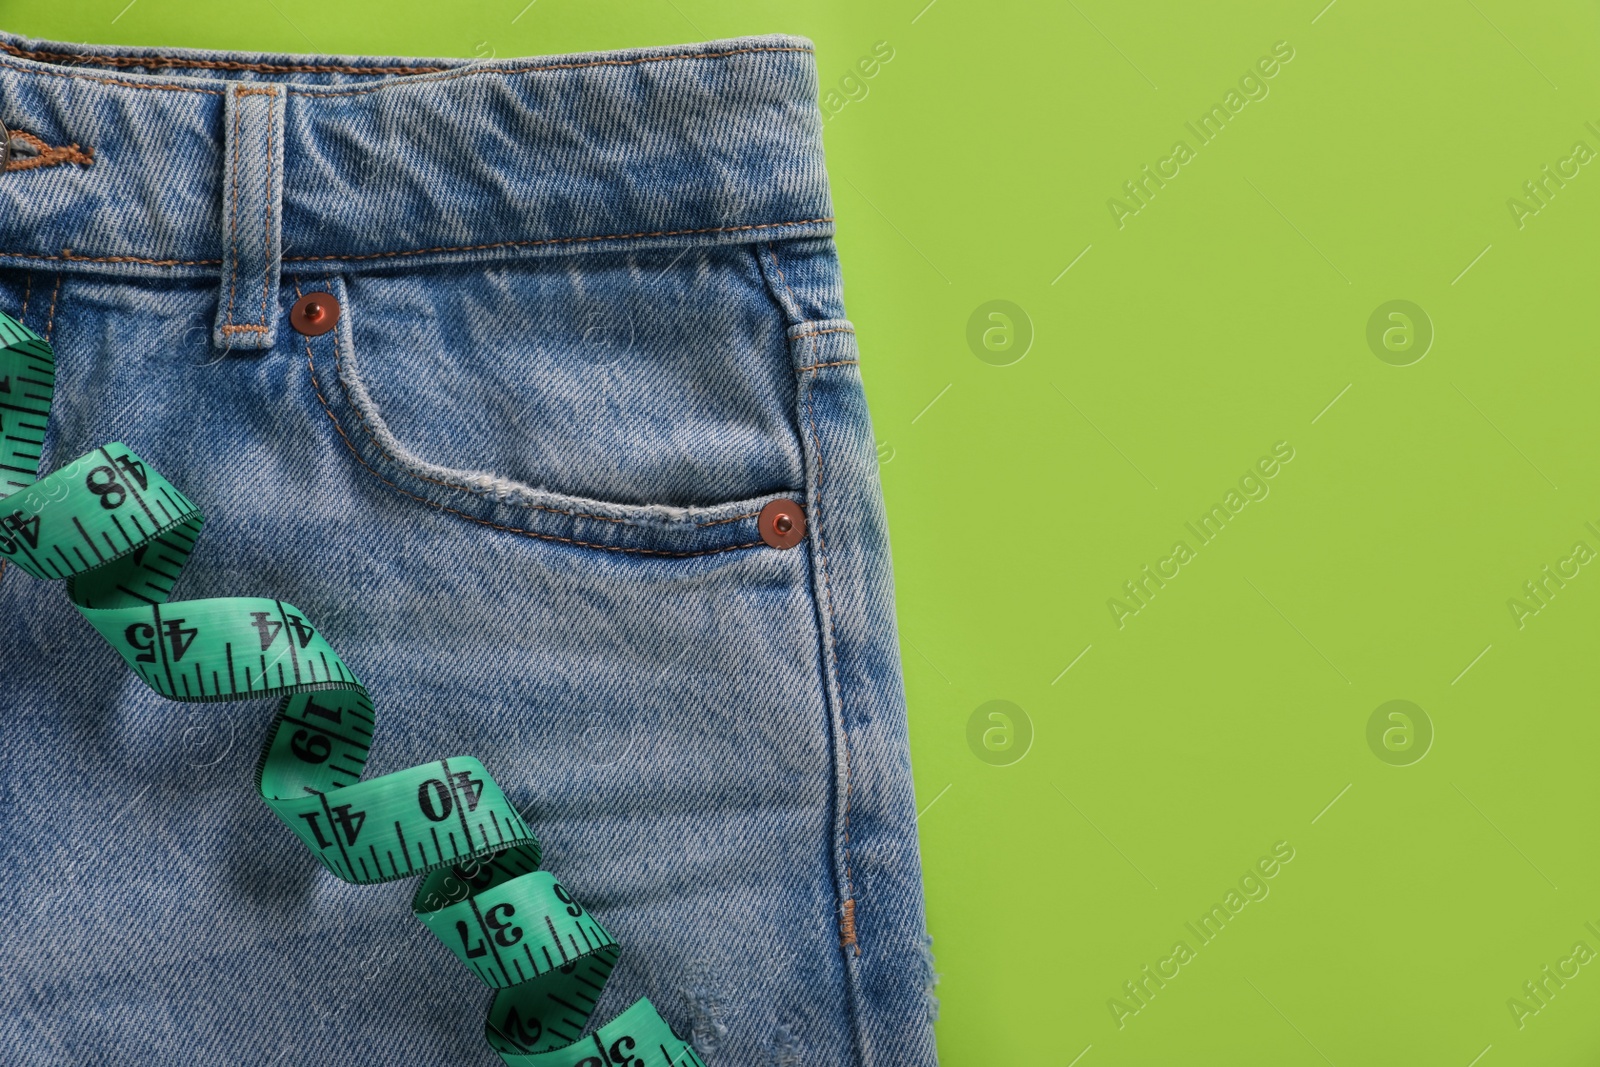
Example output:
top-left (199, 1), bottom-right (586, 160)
top-left (2, 129), bottom-right (94, 172)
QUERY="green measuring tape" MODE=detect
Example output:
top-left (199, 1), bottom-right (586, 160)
top-left (0, 310), bottom-right (705, 1067)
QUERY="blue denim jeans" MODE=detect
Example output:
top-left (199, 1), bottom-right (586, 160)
top-left (0, 29), bottom-right (937, 1066)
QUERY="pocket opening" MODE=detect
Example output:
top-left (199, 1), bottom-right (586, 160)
top-left (290, 256), bottom-right (806, 556)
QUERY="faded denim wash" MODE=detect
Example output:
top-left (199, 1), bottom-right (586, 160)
top-left (0, 28), bottom-right (937, 1067)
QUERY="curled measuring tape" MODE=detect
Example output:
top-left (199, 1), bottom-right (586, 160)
top-left (0, 310), bottom-right (704, 1067)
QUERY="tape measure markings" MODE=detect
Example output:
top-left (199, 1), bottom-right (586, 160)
top-left (0, 309), bottom-right (704, 1067)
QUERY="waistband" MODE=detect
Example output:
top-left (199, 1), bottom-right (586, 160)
top-left (0, 30), bottom-right (833, 281)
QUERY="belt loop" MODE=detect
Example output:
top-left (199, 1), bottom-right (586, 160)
top-left (213, 84), bottom-right (286, 351)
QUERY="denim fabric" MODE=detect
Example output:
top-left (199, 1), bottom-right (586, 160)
top-left (0, 29), bottom-right (936, 1067)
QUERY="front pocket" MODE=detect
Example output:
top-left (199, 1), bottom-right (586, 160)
top-left (289, 249), bottom-right (805, 557)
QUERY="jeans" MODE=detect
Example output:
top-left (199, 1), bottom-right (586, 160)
top-left (0, 28), bottom-right (937, 1067)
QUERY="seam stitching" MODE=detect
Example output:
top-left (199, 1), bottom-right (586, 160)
top-left (767, 243), bottom-right (858, 954)
top-left (792, 326), bottom-right (855, 339)
top-left (0, 42), bottom-right (453, 75)
top-left (800, 359), bottom-right (859, 371)
top-left (696, 510), bottom-right (761, 527)
top-left (224, 89), bottom-right (242, 336)
top-left (808, 329), bottom-right (858, 955)
top-left (289, 46), bottom-right (814, 98)
top-left (44, 275), bottom-right (61, 342)
top-left (294, 277), bottom-right (762, 540)
top-left (259, 88), bottom-right (276, 332)
top-left (2, 129), bottom-right (94, 172)
top-left (20, 272), bottom-right (31, 322)
top-left (0, 45), bottom-right (810, 98)
top-left (0, 58), bottom-right (226, 94)
top-left (281, 218), bottom-right (834, 264)
top-left (0, 219), bottom-right (832, 272)
top-left (0, 251), bottom-right (225, 266)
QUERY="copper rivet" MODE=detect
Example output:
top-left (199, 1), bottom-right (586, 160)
top-left (290, 292), bottom-right (340, 337)
top-left (758, 499), bottom-right (806, 550)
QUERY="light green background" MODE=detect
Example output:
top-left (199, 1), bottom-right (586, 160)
top-left (5, 2), bottom-right (1599, 1064)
